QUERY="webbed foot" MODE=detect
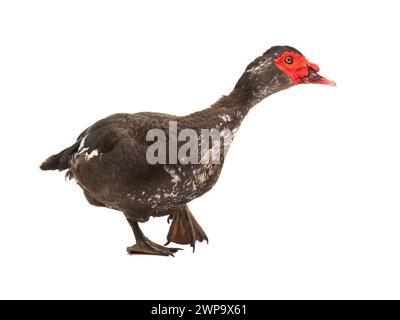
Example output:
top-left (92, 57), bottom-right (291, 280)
top-left (127, 237), bottom-right (181, 256)
top-left (165, 204), bottom-right (208, 252)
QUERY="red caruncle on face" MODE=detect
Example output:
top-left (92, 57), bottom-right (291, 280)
top-left (274, 51), bottom-right (320, 85)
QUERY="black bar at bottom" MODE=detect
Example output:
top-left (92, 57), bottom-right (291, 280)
top-left (0, 299), bottom-right (396, 319)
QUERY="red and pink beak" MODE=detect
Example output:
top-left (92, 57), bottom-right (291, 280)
top-left (302, 62), bottom-right (336, 86)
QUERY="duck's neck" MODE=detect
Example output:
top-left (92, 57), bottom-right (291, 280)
top-left (212, 59), bottom-right (290, 115)
top-left (210, 87), bottom-right (265, 117)
top-left (183, 59), bottom-right (291, 131)
top-left (183, 85), bottom-right (279, 130)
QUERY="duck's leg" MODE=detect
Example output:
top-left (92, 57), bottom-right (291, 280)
top-left (165, 204), bottom-right (208, 252)
top-left (125, 217), bottom-right (180, 256)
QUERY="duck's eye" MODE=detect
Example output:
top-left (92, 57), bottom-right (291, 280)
top-left (285, 56), bottom-right (293, 64)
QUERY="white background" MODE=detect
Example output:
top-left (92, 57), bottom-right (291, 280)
top-left (0, 0), bottom-right (399, 299)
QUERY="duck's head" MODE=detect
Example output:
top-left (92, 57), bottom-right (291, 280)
top-left (234, 45), bottom-right (335, 102)
top-left (270, 46), bottom-right (336, 86)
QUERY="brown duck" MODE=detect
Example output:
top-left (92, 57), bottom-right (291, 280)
top-left (40, 45), bottom-right (335, 256)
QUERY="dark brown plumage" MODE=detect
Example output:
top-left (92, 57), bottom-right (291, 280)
top-left (41, 45), bottom-right (334, 256)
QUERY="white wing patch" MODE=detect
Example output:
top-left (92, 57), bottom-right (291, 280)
top-left (85, 149), bottom-right (100, 160)
top-left (78, 136), bottom-right (87, 152)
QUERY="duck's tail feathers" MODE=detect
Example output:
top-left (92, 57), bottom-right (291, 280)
top-left (40, 141), bottom-right (80, 171)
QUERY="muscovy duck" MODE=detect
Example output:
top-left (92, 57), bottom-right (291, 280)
top-left (41, 45), bottom-right (335, 256)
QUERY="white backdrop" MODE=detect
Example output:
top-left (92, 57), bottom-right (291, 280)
top-left (1, 0), bottom-right (399, 299)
